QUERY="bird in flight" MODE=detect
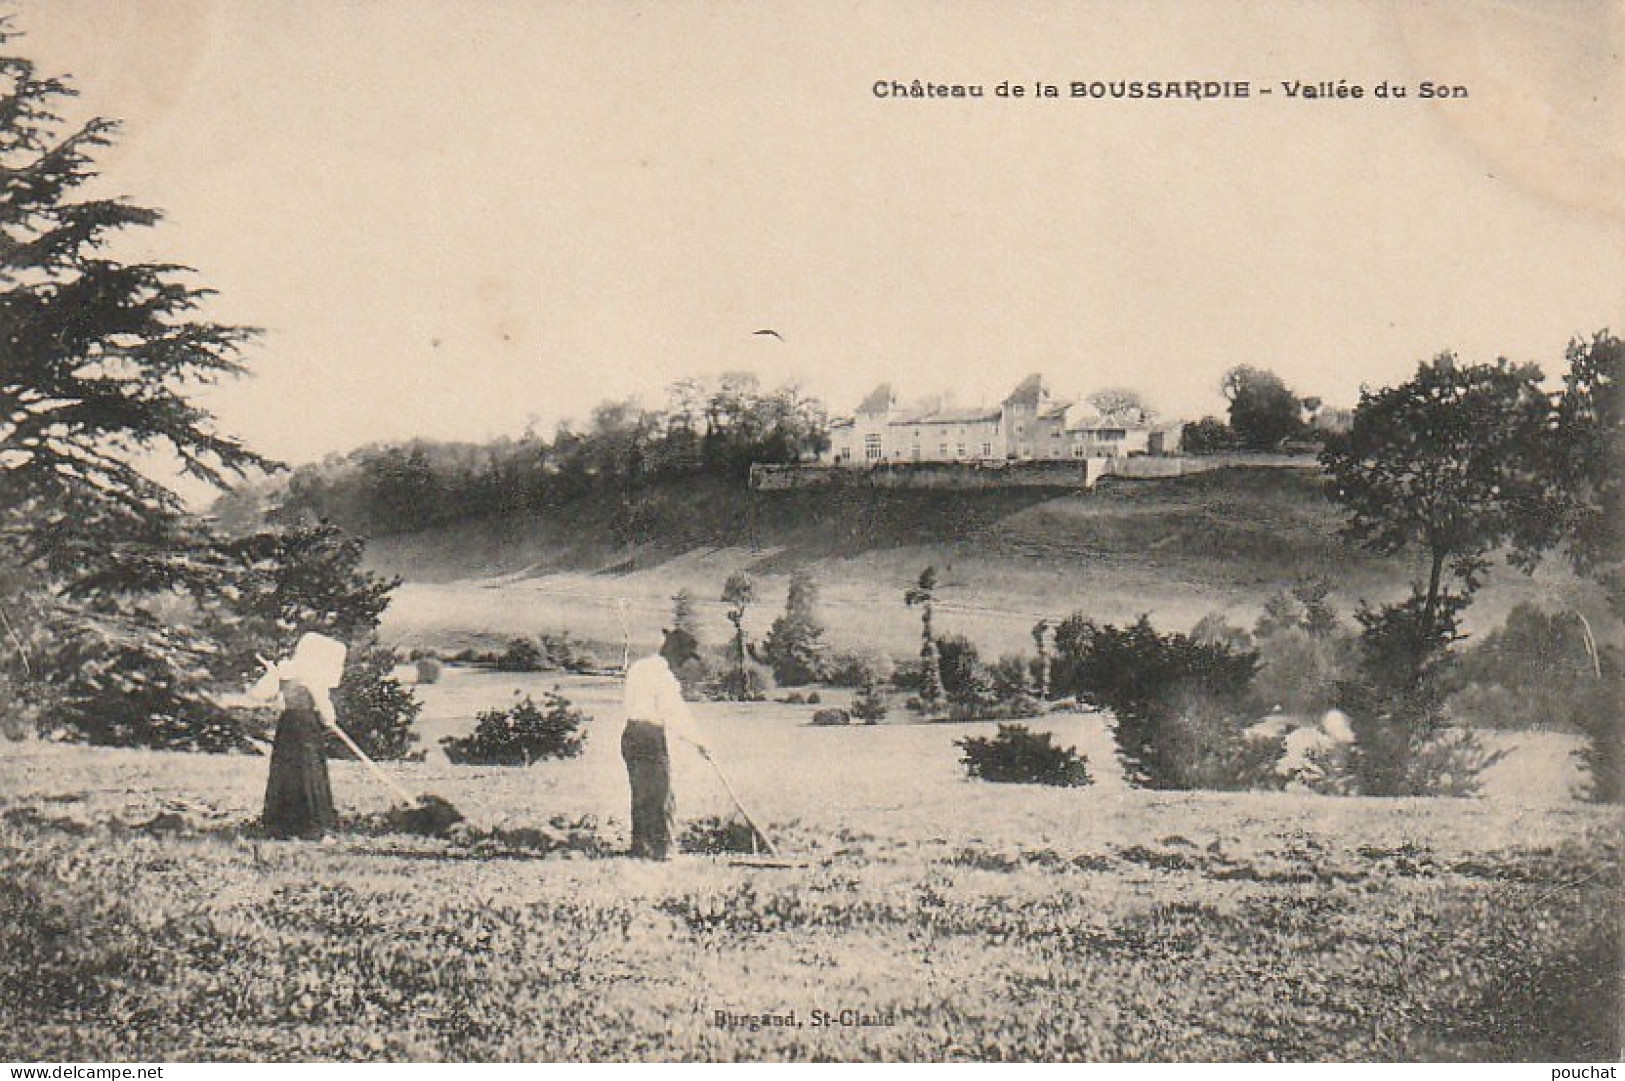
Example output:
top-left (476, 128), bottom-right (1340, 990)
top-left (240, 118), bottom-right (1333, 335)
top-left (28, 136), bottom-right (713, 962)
top-left (753, 329), bottom-right (785, 341)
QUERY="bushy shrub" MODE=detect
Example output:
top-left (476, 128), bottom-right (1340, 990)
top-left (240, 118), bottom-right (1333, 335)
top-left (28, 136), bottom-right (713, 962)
top-left (943, 672), bottom-right (999, 722)
top-left (1448, 603), bottom-right (1623, 732)
top-left (825, 649), bottom-right (894, 689)
top-left (810, 708), bottom-right (851, 727)
top-left (669, 645), bottom-right (713, 695)
top-left (949, 700), bottom-right (1043, 723)
top-left (1254, 577), bottom-right (1340, 641)
top-left (1047, 613), bottom-right (1097, 703)
top-left (1327, 592), bottom-right (1505, 797)
top-left (990, 653), bottom-right (1037, 702)
top-left (891, 659), bottom-right (923, 693)
top-left (1181, 415), bottom-right (1236, 454)
top-left (540, 632), bottom-right (573, 669)
top-left (415, 656), bottom-right (443, 684)
top-left (1575, 696), bottom-right (1624, 803)
top-left (0, 675), bottom-right (31, 740)
top-left (850, 679), bottom-right (888, 724)
top-left (1251, 626), bottom-right (1356, 716)
top-left (534, 631), bottom-right (601, 673)
top-left (36, 608), bottom-right (248, 752)
top-left (1190, 612), bottom-right (1254, 653)
top-left (903, 636), bottom-right (1040, 722)
top-left (494, 637), bottom-right (547, 673)
top-left (706, 662), bottom-right (770, 702)
top-left (1155, 690), bottom-right (1286, 791)
top-left (760, 568), bottom-right (829, 686)
top-left (1054, 615), bottom-right (1264, 789)
top-left (935, 634), bottom-right (982, 701)
top-left (956, 724), bottom-right (1092, 787)
top-left (331, 638), bottom-right (422, 761)
top-left (441, 690), bottom-right (588, 765)
top-left (761, 629), bottom-right (826, 686)
top-left (995, 692), bottom-right (1043, 720)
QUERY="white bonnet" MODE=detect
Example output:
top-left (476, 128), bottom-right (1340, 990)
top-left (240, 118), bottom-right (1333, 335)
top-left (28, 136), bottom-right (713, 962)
top-left (279, 632), bottom-right (348, 693)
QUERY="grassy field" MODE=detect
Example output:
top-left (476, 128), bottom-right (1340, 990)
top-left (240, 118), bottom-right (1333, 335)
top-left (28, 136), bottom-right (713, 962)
top-left (2, 669), bottom-right (1619, 1062)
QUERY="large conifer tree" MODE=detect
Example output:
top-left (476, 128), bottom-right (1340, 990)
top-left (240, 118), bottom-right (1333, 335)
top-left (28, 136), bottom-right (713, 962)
top-left (0, 33), bottom-right (418, 756)
top-left (0, 32), bottom-right (271, 744)
top-left (0, 39), bottom-right (268, 568)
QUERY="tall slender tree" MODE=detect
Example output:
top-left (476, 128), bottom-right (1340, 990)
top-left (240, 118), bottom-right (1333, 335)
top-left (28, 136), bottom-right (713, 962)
top-left (719, 571), bottom-right (756, 698)
top-left (761, 566), bottom-right (828, 685)
top-left (905, 566), bottom-right (944, 713)
top-left (1320, 352), bottom-right (1556, 795)
top-left (1030, 618), bottom-right (1051, 700)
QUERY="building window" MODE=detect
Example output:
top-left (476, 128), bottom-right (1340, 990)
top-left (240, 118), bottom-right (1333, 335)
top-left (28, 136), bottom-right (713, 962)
top-left (956, 443), bottom-right (966, 458)
top-left (981, 442), bottom-right (992, 457)
top-left (939, 442), bottom-right (948, 457)
top-left (864, 434), bottom-right (882, 461)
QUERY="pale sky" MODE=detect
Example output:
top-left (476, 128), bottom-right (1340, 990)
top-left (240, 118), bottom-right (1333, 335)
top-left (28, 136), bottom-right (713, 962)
top-left (13, 0), bottom-right (1624, 467)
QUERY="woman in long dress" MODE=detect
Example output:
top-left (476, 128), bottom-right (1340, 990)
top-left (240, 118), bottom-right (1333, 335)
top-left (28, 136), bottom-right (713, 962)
top-left (249, 633), bottom-right (348, 839)
top-left (261, 680), bottom-right (336, 837)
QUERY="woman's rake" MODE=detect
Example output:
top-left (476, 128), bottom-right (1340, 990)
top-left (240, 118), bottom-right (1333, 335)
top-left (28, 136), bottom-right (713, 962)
top-left (696, 746), bottom-right (804, 869)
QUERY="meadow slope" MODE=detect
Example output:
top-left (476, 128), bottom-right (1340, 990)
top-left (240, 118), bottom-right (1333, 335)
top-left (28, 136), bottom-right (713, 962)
top-left (365, 467), bottom-right (1602, 658)
top-left (1, 672), bottom-right (1619, 1062)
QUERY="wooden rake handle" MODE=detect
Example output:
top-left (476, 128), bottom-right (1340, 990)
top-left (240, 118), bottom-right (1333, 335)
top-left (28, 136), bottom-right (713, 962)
top-left (327, 719), bottom-right (418, 806)
top-left (697, 747), bottom-right (778, 857)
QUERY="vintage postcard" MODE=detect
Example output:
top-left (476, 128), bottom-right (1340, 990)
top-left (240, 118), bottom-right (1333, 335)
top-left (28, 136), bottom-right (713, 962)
top-left (1, 0), bottom-right (1620, 1066)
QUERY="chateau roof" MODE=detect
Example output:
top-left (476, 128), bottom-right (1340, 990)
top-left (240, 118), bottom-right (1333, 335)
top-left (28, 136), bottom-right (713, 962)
top-left (1067, 413), bottom-right (1148, 433)
top-left (894, 406), bottom-right (1002, 426)
top-left (1003, 373), bottom-right (1049, 407)
top-left (855, 383), bottom-right (896, 416)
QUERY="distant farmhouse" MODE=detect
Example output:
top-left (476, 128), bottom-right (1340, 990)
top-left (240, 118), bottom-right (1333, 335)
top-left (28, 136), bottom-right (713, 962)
top-left (823, 373), bottom-right (1184, 467)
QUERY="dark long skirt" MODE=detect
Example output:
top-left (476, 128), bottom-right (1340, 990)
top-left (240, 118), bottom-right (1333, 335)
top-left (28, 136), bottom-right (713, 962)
top-left (621, 719), bottom-right (675, 859)
top-left (263, 683), bottom-right (336, 838)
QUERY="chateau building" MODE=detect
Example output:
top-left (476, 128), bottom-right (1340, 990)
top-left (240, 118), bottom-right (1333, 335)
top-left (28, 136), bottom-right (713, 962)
top-left (824, 374), bottom-right (1182, 466)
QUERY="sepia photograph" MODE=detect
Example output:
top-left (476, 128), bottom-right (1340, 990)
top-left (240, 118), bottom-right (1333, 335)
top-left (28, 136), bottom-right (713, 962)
top-left (0, 0), bottom-right (1620, 1065)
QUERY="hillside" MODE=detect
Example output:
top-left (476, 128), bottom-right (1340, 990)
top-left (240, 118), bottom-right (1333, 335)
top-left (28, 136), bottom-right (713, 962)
top-left (365, 465), bottom-right (1597, 658)
top-left (367, 466), bottom-right (1347, 580)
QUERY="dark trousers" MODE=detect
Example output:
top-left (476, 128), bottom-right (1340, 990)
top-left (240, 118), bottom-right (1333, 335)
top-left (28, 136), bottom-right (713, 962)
top-left (621, 720), bottom-right (675, 859)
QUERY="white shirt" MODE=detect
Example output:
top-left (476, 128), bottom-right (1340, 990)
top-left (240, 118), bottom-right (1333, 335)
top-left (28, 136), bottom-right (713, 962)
top-left (623, 655), bottom-right (700, 744)
top-left (244, 633), bottom-right (347, 726)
